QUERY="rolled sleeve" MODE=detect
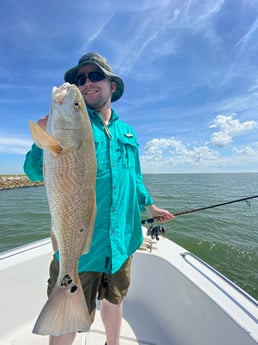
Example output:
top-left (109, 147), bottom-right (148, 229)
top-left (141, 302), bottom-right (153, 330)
top-left (23, 144), bottom-right (44, 182)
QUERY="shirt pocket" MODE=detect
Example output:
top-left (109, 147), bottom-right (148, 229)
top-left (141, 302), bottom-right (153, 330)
top-left (94, 136), bottom-right (109, 176)
top-left (116, 136), bottom-right (138, 169)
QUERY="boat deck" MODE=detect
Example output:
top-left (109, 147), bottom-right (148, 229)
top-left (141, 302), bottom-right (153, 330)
top-left (4, 308), bottom-right (164, 345)
top-left (1, 235), bottom-right (257, 345)
top-left (0, 239), bottom-right (174, 345)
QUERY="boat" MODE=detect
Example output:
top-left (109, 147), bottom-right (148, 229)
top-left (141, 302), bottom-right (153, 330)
top-left (0, 227), bottom-right (257, 345)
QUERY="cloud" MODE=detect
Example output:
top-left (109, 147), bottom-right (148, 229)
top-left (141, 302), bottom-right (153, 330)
top-left (106, 0), bottom-right (225, 76)
top-left (140, 112), bottom-right (258, 173)
top-left (0, 136), bottom-right (32, 154)
top-left (209, 131), bottom-right (232, 146)
top-left (140, 136), bottom-right (258, 173)
top-left (236, 13), bottom-right (258, 49)
top-left (232, 143), bottom-right (258, 157)
top-left (208, 114), bottom-right (257, 147)
top-left (141, 137), bottom-right (219, 166)
top-left (183, 0), bottom-right (224, 26)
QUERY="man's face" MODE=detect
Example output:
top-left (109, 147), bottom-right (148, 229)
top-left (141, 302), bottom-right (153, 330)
top-left (77, 64), bottom-right (116, 111)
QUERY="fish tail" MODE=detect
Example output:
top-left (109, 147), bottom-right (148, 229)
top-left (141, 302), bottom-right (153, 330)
top-left (32, 276), bottom-right (91, 336)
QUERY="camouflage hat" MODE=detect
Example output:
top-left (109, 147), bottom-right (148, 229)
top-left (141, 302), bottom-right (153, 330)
top-left (64, 52), bottom-right (124, 102)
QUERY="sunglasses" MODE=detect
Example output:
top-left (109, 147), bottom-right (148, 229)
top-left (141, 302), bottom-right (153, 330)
top-left (76, 70), bottom-right (106, 86)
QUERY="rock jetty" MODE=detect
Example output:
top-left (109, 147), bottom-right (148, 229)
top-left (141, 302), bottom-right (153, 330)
top-left (0, 175), bottom-right (44, 190)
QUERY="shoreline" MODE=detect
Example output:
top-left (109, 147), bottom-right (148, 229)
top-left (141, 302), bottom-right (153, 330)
top-left (0, 175), bottom-right (44, 190)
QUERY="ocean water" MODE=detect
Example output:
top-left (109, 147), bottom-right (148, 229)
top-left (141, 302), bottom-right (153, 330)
top-left (0, 173), bottom-right (257, 300)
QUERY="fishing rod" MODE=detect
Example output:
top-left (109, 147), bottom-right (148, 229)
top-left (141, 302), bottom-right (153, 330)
top-left (141, 195), bottom-right (258, 224)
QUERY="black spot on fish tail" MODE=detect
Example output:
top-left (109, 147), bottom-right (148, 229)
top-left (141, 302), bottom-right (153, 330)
top-left (61, 274), bottom-right (73, 287)
top-left (79, 228), bottom-right (85, 233)
top-left (70, 285), bottom-right (78, 293)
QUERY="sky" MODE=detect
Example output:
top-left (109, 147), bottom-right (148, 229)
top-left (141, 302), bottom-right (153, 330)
top-left (1, 0), bottom-right (258, 174)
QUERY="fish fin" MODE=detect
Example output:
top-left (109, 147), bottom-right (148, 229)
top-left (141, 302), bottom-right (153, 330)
top-left (29, 120), bottom-right (63, 153)
top-left (32, 275), bottom-right (91, 336)
top-left (82, 193), bottom-right (97, 254)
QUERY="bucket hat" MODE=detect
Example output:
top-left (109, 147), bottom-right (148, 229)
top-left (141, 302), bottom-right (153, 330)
top-left (64, 52), bottom-right (124, 102)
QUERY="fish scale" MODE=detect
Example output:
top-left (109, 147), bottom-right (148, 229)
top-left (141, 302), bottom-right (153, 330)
top-left (29, 82), bottom-right (96, 336)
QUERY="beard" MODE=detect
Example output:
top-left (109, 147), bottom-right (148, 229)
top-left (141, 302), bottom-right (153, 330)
top-left (83, 85), bottom-right (114, 112)
top-left (85, 95), bottom-right (110, 111)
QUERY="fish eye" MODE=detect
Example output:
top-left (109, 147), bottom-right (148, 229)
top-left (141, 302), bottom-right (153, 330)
top-left (73, 100), bottom-right (81, 109)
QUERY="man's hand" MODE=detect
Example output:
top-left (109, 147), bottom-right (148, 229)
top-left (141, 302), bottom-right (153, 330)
top-left (37, 115), bottom-right (49, 130)
top-left (145, 204), bottom-right (174, 223)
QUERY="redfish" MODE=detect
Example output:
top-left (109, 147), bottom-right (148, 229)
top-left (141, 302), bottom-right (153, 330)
top-left (29, 82), bottom-right (96, 336)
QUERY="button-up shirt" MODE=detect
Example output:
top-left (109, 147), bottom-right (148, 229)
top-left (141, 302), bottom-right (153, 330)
top-left (24, 107), bottom-right (154, 273)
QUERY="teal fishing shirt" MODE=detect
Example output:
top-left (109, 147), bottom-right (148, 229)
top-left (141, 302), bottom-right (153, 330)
top-left (24, 107), bottom-right (154, 274)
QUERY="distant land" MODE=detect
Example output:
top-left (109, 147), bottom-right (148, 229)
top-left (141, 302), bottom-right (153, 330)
top-left (0, 175), bottom-right (43, 190)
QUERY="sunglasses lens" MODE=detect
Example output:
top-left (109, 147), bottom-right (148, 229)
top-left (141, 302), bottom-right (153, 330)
top-left (89, 71), bottom-right (106, 82)
top-left (77, 74), bottom-right (86, 86)
top-left (76, 71), bottom-right (106, 86)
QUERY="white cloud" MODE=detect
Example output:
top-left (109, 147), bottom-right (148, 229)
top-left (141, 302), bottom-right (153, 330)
top-left (140, 137), bottom-right (258, 173)
top-left (141, 137), bottom-right (219, 166)
top-left (232, 143), bottom-right (258, 157)
top-left (209, 114), bottom-right (257, 147)
top-left (107, 0), bottom-right (225, 75)
top-left (140, 123), bottom-right (258, 173)
top-left (236, 14), bottom-right (258, 48)
top-left (0, 136), bottom-right (32, 154)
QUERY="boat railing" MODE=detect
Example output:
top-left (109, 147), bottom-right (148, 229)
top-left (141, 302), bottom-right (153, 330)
top-left (181, 251), bottom-right (258, 308)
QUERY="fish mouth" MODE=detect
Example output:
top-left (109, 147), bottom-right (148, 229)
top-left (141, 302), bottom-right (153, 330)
top-left (53, 83), bottom-right (78, 103)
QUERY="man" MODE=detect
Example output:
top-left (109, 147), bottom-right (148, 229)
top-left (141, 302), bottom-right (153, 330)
top-left (24, 52), bottom-right (173, 345)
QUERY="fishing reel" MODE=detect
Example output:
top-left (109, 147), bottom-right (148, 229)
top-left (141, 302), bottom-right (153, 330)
top-left (147, 224), bottom-right (166, 241)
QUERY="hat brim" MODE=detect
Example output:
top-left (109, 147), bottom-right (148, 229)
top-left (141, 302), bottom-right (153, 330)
top-left (64, 62), bottom-right (124, 102)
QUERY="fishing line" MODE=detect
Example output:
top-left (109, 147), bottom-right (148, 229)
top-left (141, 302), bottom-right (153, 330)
top-left (141, 195), bottom-right (258, 224)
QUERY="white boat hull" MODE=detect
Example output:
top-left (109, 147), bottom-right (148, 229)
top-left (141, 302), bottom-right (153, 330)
top-left (0, 233), bottom-right (257, 345)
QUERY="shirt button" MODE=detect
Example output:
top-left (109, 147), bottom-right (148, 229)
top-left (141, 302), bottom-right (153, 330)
top-left (112, 163), bottom-right (116, 168)
top-left (113, 185), bottom-right (117, 189)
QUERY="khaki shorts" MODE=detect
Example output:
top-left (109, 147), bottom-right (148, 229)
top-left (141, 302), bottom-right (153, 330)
top-left (47, 256), bottom-right (132, 322)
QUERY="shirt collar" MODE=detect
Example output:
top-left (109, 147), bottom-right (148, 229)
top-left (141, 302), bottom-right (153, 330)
top-left (87, 107), bottom-right (119, 123)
